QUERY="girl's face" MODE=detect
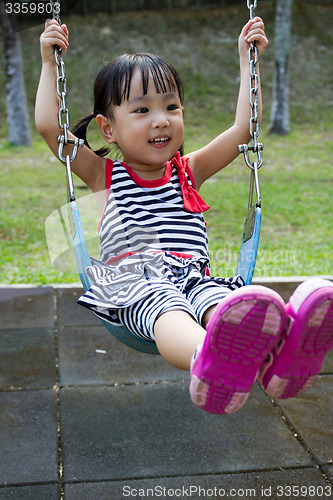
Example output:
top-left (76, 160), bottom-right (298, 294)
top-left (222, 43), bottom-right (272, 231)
top-left (106, 68), bottom-right (184, 175)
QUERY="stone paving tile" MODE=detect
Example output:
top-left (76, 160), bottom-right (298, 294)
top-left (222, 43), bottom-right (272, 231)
top-left (1, 283), bottom-right (332, 498)
top-left (58, 325), bottom-right (184, 386)
top-left (0, 484), bottom-right (59, 500)
top-left (0, 287), bottom-right (54, 330)
top-left (0, 390), bottom-right (58, 486)
top-left (60, 382), bottom-right (312, 483)
top-left (0, 328), bottom-right (56, 390)
top-left (276, 376), bottom-right (333, 464)
top-left (56, 287), bottom-right (100, 328)
top-left (64, 467), bottom-right (332, 500)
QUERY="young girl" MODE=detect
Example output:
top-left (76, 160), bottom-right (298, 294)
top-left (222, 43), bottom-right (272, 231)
top-left (36, 18), bottom-right (333, 415)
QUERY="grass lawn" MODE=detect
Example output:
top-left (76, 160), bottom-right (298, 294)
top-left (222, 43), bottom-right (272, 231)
top-left (0, 4), bottom-right (332, 284)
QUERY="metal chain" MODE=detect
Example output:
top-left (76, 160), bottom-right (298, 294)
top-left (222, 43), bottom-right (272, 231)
top-left (247, 0), bottom-right (258, 24)
top-left (50, 1), bottom-right (84, 201)
top-left (239, 0), bottom-right (263, 208)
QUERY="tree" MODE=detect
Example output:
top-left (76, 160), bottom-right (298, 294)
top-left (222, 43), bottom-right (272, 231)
top-left (269, 0), bottom-right (292, 135)
top-left (0, 2), bottom-right (32, 146)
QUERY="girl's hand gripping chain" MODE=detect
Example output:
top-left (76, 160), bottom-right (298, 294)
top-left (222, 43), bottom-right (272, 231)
top-left (238, 16), bottom-right (268, 62)
top-left (40, 19), bottom-right (69, 64)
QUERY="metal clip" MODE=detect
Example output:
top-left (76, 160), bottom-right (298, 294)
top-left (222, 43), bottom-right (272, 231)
top-left (238, 144), bottom-right (262, 209)
top-left (238, 143), bottom-right (263, 170)
top-left (58, 136), bottom-right (84, 163)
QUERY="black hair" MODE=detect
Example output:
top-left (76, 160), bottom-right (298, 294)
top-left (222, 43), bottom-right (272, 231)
top-left (72, 52), bottom-right (184, 157)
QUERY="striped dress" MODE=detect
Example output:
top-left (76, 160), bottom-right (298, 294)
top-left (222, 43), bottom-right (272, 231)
top-left (77, 152), bottom-right (243, 334)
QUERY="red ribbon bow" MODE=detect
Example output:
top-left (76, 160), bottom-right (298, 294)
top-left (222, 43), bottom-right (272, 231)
top-left (168, 152), bottom-right (210, 213)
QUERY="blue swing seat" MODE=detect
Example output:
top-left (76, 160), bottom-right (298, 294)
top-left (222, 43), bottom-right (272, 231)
top-left (236, 204), bottom-right (262, 286)
top-left (69, 200), bottom-right (160, 354)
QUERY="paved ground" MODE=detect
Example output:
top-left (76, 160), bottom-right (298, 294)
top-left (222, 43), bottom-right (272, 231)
top-left (0, 280), bottom-right (332, 500)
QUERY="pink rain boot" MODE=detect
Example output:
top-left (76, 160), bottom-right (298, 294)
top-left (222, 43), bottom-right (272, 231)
top-left (190, 286), bottom-right (286, 414)
top-left (258, 279), bottom-right (333, 399)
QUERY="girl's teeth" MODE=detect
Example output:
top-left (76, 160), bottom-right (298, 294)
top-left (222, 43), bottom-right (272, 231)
top-left (150, 138), bottom-right (168, 143)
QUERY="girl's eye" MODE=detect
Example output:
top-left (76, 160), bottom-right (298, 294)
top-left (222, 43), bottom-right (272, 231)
top-left (167, 104), bottom-right (179, 111)
top-left (134, 107), bottom-right (149, 114)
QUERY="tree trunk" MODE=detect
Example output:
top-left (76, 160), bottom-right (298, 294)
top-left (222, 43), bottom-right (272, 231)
top-left (0, 3), bottom-right (32, 146)
top-left (269, 0), bottom-right (292, 135)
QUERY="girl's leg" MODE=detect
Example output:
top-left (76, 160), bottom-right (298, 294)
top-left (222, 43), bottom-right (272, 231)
top-left (154, 310), bottom-right (206, 371)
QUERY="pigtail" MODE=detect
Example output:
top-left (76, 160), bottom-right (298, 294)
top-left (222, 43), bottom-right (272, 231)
top-left (71, 114), bottom-right (93, 149)
top-left (71, 114), bottom-right (111, 158)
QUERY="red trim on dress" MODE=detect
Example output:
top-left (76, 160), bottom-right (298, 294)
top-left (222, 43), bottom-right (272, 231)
top-left (120, 161), bottom-right (172, 188)
top-left (105, 157), bottom-right (113, 190)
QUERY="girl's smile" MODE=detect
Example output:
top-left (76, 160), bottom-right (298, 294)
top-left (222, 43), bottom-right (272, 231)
top-left (148, 136), bottom-right (171, 148)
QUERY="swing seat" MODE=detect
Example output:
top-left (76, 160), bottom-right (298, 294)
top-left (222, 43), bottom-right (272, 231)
top-left (69, 199), bottom-right (160, 355)
top-left (236, 204), bottom-right (262, 286)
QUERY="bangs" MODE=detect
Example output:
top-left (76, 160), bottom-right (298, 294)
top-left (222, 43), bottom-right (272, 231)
top-left (96, 53), bottom-right (184, 114)
top-left (122, 54), bottom-right (183, 103)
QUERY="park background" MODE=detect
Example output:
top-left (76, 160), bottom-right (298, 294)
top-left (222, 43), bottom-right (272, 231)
top-left (0, 0), bottom-right (332, 285)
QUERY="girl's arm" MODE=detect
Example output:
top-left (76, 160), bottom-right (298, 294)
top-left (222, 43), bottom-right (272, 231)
top-left (35, 20), bottom-right (105, 192)
top-left (187, 17), bottom-right (268, 190)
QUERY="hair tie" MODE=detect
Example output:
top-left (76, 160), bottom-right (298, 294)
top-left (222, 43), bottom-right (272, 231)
top-left (91, 112), bottom-right (96, 118)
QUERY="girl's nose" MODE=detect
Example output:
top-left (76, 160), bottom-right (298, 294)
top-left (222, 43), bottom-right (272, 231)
top-left (152, 111), bottom-right (170, 128)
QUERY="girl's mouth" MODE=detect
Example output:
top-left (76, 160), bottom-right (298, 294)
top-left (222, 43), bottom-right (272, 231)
top-left (148, 137), bottom-right (170, 147)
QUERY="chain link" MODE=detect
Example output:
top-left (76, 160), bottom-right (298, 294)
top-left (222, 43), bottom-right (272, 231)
top-left (50, 1), bottom-right (83, 171)
top-left (247, 0), bottom-right (257, 20)
top-left (239, 1), bottom-right (263, 207)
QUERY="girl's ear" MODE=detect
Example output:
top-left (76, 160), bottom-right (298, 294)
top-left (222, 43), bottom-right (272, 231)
top-left (96, 114), bottom-right (116, 144)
